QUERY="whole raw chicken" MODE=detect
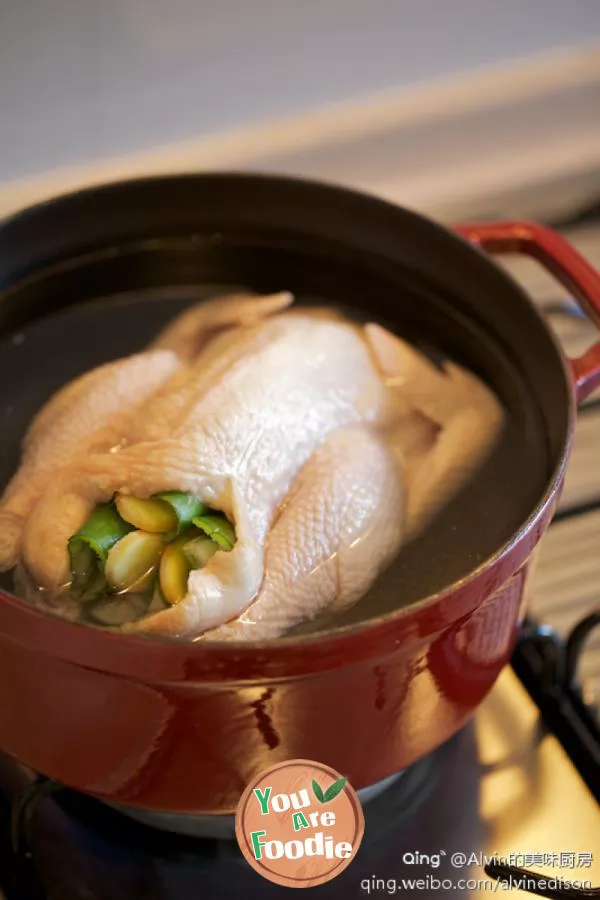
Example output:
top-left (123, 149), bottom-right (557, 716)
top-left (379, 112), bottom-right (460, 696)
top-left (0, 292), bottom-right (504, 640)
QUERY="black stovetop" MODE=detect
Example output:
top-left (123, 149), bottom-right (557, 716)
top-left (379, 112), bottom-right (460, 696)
top-left (0, 726), bottom-right (481, 900)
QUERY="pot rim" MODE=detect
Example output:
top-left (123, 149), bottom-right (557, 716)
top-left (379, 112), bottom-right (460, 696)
top-left (0, 172), bottom-right (577, 680)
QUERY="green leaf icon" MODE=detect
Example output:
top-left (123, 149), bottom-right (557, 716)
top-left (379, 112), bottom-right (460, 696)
top-left (312, 780), bottom-right (325, 803)
top-left (323, 777), bottom-right (348, 803)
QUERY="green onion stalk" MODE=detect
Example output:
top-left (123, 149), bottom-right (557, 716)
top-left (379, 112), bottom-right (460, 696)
top-left (66, 492), bottom-right (236, 626)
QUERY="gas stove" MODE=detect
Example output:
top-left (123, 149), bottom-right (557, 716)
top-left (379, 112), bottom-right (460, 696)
top-left (0, 197), bottom-right (599, 900)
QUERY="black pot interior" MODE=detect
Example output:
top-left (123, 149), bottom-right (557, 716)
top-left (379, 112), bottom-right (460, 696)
top-left (0, 175), bottom-right (570, 629)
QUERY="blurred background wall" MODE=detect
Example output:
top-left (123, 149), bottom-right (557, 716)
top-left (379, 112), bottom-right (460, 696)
top-left (2, 0), bottom-right (600, 224)
top-left (2, 0), bottom-right (600, 182)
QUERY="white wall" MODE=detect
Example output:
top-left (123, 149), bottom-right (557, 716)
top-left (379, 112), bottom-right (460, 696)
top-left (2, 0), bottom-right (600, 185)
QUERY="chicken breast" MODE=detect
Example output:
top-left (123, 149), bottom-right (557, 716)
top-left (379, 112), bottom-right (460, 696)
top-left (202, 327), bottom-right (504, 641)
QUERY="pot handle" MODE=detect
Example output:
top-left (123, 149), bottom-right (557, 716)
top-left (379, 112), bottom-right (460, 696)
top-left (455, 220), bottom-right (600, 405)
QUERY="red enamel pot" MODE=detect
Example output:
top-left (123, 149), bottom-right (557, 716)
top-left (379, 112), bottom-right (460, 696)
top-left (0, 175), bottom-right (598, 815)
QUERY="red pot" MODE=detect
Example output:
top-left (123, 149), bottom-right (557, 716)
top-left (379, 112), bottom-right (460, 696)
top-left (0, 176), bottom-right (598, 815)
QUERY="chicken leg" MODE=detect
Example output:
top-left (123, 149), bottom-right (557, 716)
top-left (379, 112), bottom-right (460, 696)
top-left (0, 350), bottom-right (180, 571)
top-left (204, 426), bottom-right (404, 641)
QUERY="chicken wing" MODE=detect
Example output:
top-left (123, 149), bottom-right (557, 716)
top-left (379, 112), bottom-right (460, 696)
top-left (149, 290), bottom-right (292, 360)
top-left (364, 323), bottom-right (504, 537)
